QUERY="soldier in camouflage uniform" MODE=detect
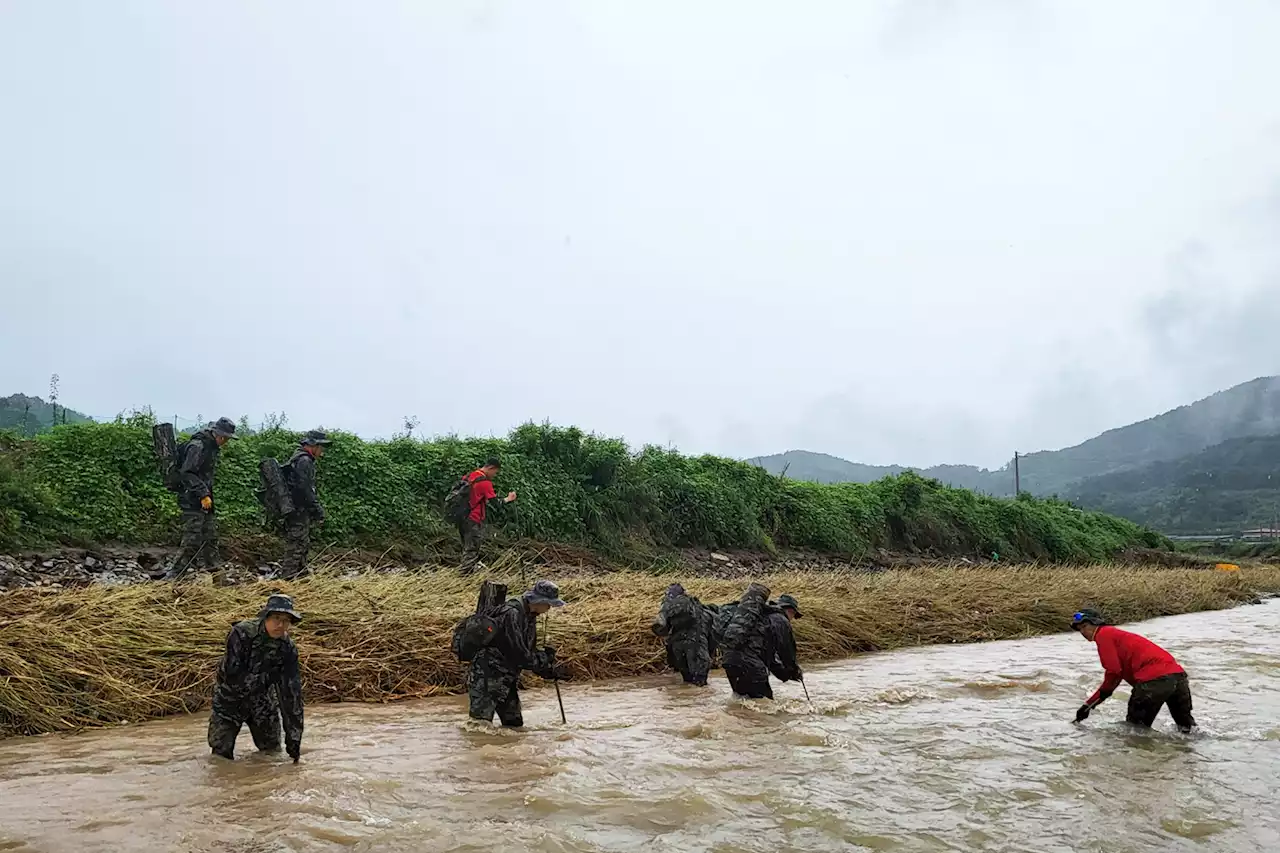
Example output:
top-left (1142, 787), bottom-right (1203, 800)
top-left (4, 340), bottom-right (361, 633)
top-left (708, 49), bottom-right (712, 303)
top-left (165, 417), bottom-right (237, 581)
top-left (208, 594), bottom-right (305, 762)
top-left (280, 430), bottom-right (332, 579)
top-left (720, 582), bottom-right (775, 699)
top-left (468, 580), bottom-right (566, 727)
top-left (765, 593), bottom-right (804, 684)
top-left (651, 583), bottom-right (712, 686)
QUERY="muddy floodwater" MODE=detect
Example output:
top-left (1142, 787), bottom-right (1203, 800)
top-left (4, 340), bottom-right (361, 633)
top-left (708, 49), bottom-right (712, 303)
top-left (2, 602), bottom-right (1279, 852)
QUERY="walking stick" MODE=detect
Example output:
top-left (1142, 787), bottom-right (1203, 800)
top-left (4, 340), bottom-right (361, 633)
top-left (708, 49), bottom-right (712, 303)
top-left (543, 615), bottom-right (567, 724)
top-left (800, 675), bottom-right (812, 704)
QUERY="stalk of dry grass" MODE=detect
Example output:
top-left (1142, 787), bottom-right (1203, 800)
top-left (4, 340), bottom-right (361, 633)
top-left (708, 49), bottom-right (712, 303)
top-left (2, 564), bottom-right (1277, 738)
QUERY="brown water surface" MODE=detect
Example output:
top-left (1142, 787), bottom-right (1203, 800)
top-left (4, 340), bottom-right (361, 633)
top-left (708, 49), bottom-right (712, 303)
top-left (2, 602), bottom-right (1279, 852)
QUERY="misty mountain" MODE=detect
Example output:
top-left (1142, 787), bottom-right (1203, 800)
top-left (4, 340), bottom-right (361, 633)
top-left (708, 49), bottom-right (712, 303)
top-left (747, 450), bottom-right (1004, 493)
top-left (1065, 433), bottom-right (1280, 533)
top-left (0, 394), bottom-right (93, 435)
top-left (751, 376), bottom-right (1280, 499)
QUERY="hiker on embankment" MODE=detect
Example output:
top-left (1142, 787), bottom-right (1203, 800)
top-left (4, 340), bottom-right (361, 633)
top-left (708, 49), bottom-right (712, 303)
top-left (208, 594), bottom-right (305, 762)
top-left (165, 417), bottom-right (237, 581)
top-left (468, 580), bottom-right (567, 728)
top-left (651, 583), bottom-right (712, 686)
top-left (1071, 608), bottom-right (1196, 733)
top-left (278, 430), bottom-right (332, 579)
top-left (447, 456), bottom-right (516, 574)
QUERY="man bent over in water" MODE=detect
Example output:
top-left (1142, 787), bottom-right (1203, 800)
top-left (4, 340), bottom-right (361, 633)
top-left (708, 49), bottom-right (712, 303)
top-left (208, 594), bottom-right (305, 761)
top-left (1071, 608), bottom-right (1195, 733)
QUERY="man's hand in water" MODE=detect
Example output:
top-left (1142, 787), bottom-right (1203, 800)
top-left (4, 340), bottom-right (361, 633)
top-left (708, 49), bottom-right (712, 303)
top-left (1074, 703), bottom-right (1092, 723)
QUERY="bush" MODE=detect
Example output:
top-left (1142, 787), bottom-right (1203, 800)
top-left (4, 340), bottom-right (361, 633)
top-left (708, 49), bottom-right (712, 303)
top-left (0, 419), bottom-right (1167, 561)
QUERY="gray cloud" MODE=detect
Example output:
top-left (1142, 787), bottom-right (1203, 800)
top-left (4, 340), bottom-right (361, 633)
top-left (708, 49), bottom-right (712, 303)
top-left (2, 1), bottom-right (1279, 469)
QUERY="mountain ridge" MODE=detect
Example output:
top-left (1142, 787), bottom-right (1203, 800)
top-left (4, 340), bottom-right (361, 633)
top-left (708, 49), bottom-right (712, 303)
top-left (751, 376), bottom-right (1280, 502)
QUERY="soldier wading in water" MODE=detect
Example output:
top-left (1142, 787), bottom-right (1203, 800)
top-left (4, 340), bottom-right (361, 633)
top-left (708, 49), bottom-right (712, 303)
top-left (467, 580), bottom-right (567, 727)
top-left (208, 594), bottom-right (305, 762)
top-left (651, 583), bottom-right (712, 686)
top-left (717, 583), bottom-right (804, 699)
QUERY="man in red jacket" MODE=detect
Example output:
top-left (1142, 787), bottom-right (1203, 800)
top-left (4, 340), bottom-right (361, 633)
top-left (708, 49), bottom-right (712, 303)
top-left (1071, 609), bottom-right (1196, 732)
top-left (458, 457), bottom-right (517, 573)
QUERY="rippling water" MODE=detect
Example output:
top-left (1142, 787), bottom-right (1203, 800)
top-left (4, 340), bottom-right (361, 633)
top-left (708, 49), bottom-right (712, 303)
top-left (2, 601), bottom-right (1279, 852)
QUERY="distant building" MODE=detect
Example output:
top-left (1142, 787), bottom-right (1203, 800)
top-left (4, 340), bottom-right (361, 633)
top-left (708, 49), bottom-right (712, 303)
top-left (1241, 528), bottom-right (1280, 540)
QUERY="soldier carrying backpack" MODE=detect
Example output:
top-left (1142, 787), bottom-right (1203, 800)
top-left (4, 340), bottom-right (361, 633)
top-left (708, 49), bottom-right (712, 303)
top-left (444, 456), bottom-right (516, 574)
top-left (156, 417), bottom-right (238, 581)
top-left (277, 430), bottom-right (332, 579)
top-left (651, 583), bottom-right (713, 686)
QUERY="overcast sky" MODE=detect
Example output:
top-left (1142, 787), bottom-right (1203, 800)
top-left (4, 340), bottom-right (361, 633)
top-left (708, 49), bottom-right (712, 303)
top-left (2, 1), bottom-right (1278, 468)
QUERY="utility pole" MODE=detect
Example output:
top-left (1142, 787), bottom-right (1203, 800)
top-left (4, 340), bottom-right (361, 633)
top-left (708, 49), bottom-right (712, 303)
top-left (1014, 451), bottom-right (1021, 496)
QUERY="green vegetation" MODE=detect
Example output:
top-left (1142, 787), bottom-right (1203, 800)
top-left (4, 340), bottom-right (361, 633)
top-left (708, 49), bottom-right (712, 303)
top-left (1068, 433), bottom-right (1280, 534)
top-left (0, 416), bottom-right (1166, 561)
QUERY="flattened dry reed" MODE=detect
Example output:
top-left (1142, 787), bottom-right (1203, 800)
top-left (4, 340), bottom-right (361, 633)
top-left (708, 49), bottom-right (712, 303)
top-left (2, 564), bottom-right (1277, 737)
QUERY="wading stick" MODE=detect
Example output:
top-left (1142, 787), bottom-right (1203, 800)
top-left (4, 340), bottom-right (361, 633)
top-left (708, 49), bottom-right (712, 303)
top-left (543, 615), bottom-right (567, 724)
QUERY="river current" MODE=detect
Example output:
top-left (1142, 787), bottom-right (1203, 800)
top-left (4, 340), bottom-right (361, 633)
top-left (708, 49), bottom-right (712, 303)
top-left (2, 602), bottom-right (1278, 852)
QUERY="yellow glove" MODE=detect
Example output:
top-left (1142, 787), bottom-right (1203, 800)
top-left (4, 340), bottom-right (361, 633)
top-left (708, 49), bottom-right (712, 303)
top-left (200, 496), bottom-right (213, 512)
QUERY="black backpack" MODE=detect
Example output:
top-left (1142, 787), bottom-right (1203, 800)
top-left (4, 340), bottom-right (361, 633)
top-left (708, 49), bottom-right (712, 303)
top-left (255, 457), bottom-right (296, 520)
top-left (153, 423), bottom-right (188, 493)
top-left (711, 601), bottom-right (739, 646)
top-left (444, 473), bottom-right (485, 523)
top-left (453, 581), bottom-right (508, 662)
top-left (452, 611), bottom-right (499, 662)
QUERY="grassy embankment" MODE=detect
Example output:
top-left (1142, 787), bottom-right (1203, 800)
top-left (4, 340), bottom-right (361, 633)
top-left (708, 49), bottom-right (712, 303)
top-left (1, 417), bottom-right (1166, 563)
top-left (1, 564), bottom-right (1276, 738)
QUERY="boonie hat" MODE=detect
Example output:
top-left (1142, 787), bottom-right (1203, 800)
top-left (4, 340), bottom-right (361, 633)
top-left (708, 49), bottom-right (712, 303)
top-left (302, 429), bottom-right (333, 446)
top-left (258, 594), bottom-right (303, 623)
top-left (777, 594), bottom-right (803, 618)
top-left (211, 417), bottom-right (238, 439)
top-left (524, 580), bottom-right (566, 608)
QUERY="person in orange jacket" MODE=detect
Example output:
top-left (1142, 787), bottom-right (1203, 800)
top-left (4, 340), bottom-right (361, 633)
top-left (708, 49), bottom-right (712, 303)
top-left (1071, 609), bottom-right (1196, 732)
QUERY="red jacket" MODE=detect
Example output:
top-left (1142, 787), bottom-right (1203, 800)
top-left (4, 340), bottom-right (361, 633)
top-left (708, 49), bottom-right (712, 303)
top-left (1087, 625), bottom-right (1184, 704)
top-left (466, 470), bottom-right (497, 524)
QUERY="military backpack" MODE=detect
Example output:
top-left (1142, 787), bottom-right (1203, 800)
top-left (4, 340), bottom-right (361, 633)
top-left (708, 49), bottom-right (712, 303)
top-left (452, 580), bottom-right (507, 662)
top-left (256, 457), bottom-right (296, 519)
top-left (152, 422), bottom-right (190, 493)
top-left (451, 612), bottom-right (499, 662)
top-left (443, 473), bottom-right (485, 524)
top-left (711, 601), bottom-right (739, 646)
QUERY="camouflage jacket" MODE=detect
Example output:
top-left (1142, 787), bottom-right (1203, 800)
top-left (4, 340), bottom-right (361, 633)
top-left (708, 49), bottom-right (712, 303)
top-left (286, 449), bottom-right (324, 519)
top-left (720, 583), bottom-right (771, 660)
top-left (178, 431), bottom-right (220, 509)
top-left (213, 619), bottom-right (305, 741)
top-left (652, 592), bottom-right (708, 644)
top-left (472, 598), bottom-right (554, 679)
top-left (764, 609), bottom-right (801, 681)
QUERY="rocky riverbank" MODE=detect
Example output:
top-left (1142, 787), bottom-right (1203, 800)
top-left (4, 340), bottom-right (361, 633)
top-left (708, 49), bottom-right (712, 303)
top-left (0, 541), bottom-right (1216, 593)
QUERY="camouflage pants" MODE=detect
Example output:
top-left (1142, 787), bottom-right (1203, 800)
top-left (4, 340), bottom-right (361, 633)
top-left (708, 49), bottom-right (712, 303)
top-left (723, 652), bottom-right (773, 699)
top-left (208, 690), bottom-right (282, 759)
top-left (175, 509), bottom-right (218, 577)
top-left (458, 519), bottom-right (484, 574)
top-left (668, 635), bottom-right (710, 686)
top-left (280, 513), bottom-right (311, 578)
top-left (468, 657), bottom-right (523, 727)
